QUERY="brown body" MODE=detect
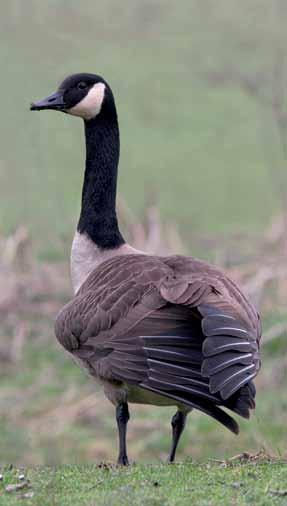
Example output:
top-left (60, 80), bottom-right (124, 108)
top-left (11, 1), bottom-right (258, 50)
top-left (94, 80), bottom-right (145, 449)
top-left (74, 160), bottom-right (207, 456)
top-left (56, 252), bottom-right (261, 434)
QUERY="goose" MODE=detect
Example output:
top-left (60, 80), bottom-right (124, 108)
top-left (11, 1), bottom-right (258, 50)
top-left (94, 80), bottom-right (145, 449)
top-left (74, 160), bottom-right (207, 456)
top-left (30, 73), bottom-right (261, 465)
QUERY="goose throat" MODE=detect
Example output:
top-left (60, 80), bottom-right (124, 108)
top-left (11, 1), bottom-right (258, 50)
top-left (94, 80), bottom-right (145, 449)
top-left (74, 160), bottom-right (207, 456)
top-left (77, 93), bottom-right (125, 249)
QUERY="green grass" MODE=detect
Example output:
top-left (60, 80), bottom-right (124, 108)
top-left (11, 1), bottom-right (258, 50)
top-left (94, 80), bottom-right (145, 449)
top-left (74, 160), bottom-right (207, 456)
top-left (1, 460), bottom-right (287, 506)
top-left (0, 0), bottom-right (284, 258)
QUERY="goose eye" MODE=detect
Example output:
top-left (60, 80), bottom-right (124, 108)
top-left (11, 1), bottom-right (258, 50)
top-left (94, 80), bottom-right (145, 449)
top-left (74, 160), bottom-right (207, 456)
top-left (77, 82), bottom-right (87, 90)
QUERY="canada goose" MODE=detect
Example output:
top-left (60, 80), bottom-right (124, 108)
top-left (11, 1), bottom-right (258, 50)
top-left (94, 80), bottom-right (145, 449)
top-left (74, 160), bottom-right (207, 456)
top-left (30, 73), bottom-right (261, 465)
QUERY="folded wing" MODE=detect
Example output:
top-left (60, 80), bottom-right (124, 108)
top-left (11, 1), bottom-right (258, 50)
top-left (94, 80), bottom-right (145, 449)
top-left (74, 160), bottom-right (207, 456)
top-left (54, 254), bottom-right (261, 434)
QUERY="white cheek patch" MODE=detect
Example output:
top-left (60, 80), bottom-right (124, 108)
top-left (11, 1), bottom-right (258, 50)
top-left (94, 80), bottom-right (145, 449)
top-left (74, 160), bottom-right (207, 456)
top-left (68, 82), bottom-right (106, 120)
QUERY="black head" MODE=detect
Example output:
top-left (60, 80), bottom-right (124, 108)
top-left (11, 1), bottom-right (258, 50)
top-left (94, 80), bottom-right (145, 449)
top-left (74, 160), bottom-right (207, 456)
top-left (30, 73), bottom-right (112, 120)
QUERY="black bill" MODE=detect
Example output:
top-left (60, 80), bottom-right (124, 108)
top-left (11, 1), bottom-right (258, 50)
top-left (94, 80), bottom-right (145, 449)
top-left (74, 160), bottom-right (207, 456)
top-left (30, 90), bottom-right (65, 111)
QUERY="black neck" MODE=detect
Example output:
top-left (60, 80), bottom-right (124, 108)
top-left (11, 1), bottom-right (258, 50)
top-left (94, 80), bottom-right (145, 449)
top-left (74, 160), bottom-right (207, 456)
top-left (77, 98), bottom-right (125, 248)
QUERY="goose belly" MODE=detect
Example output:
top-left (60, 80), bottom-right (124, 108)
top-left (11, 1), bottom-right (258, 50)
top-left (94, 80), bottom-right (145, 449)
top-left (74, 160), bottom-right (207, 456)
top-left (103, 380), bottom-right (179, 407)
top-left (127, 384), bottom-right (177, 406)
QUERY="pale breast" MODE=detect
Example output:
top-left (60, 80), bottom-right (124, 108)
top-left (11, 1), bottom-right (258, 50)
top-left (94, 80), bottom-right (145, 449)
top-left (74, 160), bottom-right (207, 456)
top-left (70, 231), bottom-right (145, 294)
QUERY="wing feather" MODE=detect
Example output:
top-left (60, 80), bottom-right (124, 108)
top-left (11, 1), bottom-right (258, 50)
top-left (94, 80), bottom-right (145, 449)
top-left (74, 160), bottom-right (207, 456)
top-left (140, 383), bottom-right (239, 434)
top-left (198, 304), bottom-right (260, 400)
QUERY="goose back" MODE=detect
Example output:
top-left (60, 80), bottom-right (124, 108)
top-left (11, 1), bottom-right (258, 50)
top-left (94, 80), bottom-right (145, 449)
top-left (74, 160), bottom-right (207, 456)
top-left (55, 253), bottom-right (261, 434)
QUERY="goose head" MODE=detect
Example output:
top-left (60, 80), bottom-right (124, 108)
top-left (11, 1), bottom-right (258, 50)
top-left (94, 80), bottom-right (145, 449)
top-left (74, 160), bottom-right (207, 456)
top-left (30, 73), bottom-right (111, 121)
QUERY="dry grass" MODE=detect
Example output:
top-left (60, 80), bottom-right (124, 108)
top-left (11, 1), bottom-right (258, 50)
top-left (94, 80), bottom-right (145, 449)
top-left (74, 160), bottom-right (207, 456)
top-left (0, 208), bottom-right (286, 464)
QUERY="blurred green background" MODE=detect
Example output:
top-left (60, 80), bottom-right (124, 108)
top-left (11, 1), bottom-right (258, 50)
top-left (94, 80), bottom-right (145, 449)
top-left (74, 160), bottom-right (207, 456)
top-left (0, 0), bottom-right (286, 465)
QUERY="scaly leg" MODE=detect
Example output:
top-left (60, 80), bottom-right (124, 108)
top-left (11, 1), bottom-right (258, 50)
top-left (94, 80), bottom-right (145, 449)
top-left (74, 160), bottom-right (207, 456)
top-left (116, 402), bottom-right (130, 465)
top-left (168, 410), bottom-right (187, 463)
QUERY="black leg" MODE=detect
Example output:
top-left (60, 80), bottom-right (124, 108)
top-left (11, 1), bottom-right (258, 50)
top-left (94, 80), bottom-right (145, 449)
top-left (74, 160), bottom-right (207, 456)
top-left (168, 410), bottom-right (187, 463)
top-left (116, 402), bottom-right (130, 465)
